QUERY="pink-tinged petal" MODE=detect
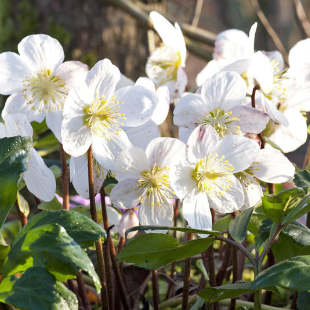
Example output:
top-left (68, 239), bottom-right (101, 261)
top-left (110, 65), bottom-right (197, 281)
top-left (187, 125), bottom-right (219, 163)
top-left (0, 52), bottom-right (31, 95)
top-left (18, 34), bottom-right (64, 73)
top-left (86, 58), bottom-right (120, 99)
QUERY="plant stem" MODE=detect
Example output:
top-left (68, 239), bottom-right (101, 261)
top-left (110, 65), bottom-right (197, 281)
top-left (59, 144), bottom-right (70, 211)
top-left (230, 246), bottom-right (238, 310)
top-left (152, 269), bottom-right (160, 310)
top-left (87, 146), bottom-right (109, 310)
top-left (15, 202), bottom-right (27, 227)
top-left (182, 233), bottom-right (193, 310)
top-left (77, 272), bottom-right (91, 310)
top-left (254, 290), bottom-right (262, 310)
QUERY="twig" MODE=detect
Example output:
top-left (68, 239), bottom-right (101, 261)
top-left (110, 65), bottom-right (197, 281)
top-left (293, 0), bottom-right (310, 38)
top-left (152, 269), bottom-right (160, 310)
top-left (87, 146), bottom-right (109, 310)
top-left (216, 244), bottom-right (231, 285)
top-left (230, 246), bottom-right (238, 310)
top-left (132, 272), bottom-right (152, 310)
top-left (182, 232), bottom-right (193, 310)
top-left (77, 272), bottom-right (92, 310)
top-left (249, 0), bottom-right (288, 63)
top-left (191, 0), bottom-right (204, 27)
top-left (59, 144), bottom-right (69, 211)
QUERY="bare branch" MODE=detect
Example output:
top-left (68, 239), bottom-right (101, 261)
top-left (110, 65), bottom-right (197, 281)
top-left (191, 0), bottom-right (204, 27)
top-left (249, 0), bottom-right (288, 63)
top-left (293, 0), bottom-right (310, 37)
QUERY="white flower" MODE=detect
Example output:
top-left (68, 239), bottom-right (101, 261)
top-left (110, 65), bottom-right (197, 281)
top-left (0, 113), bottom-right (55, 201)
top-left (110, 137), bottom-right (186, 227)
top-left (174, 71), bottom-right (269, 138)
top-left (0, 34), bottom-right (88, 142)
top-left (170, 125), bottom-right (260, 231)
top-left (146, 11), bottom-right (187, 98)
top-left (236, 144), bottom-right (295, 209)
top-left (62, 59), bottom-right (160, 170)
top-left (118, 209), bottom-right (140, 238)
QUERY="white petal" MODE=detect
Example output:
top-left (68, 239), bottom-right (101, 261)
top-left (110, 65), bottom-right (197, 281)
top-left (173, 93), bottom-right (207, 128)
top-left (176, 67), bottom-right (188, 97)
top-left (116, 84), bottom-right (157, 127)
top-left (248, 23), bottom-right (257, 54)
top-left (92, 129), bottom-right (132, 171)
top-left (269, 109), bottom-right (307, 153)
top-left (2, 93), bottom-right (44, 123)
top-left (110, 179), bottom-right (139, 209)
top-left (115, 74), bottom-right (134, 90)
top-left (113, 146), bottom-right (148, 181)
top-left (187, 125), bottom-right (219, 163)
top-left (288, 38), bottom-right (310, 83)
top-left (18, 34), bottom-right (64, 73)
top-left (24, 148), bottom-right (56, 201)
top-left (135, 77), bottom-right (156, 92)
top-left (214, 135), bottom-right (260, 173)
top-left (264, 96), bottom-right (288, 126)
top-left (182, 190), bottom-right (212, 231)
top-left (170, 163), bottom-right (195, 200)
top-left (174, 23), bottom-right (187, 65)
top-left (2, 113), bottom-right (33, 137)
top-left (201, 71), bottom-right (247, 111)
top-left (242, 175), bottom-right (262, 209)
top-left (86, 58), bottom-right (120, 99)
top-left (231, 105), bottom-right (269, 134)
top-left (106, 206), bottom-right (122, 233)
top-left (146, 137), bottom-right (186, 169)
top-left (152, 86), bottom-right (170, 125)
top-left (61, 115), bottom-right (92, 157)
top-left (208, 175), bottom-right (244, 213)
top-left (46, 111), bottom-right (63, 142)
top-left (253, 145), bottom-right (295, 183)
top-left (196, 60), bottom-right (221, 87)
top-left (70, 155), bottom-right (105, 198)
top-left (123, 120), bottom-right (160, 150)
top-left (55, 61), bottom-right (88, 89)
top-left (0, 52), bottom-right (30, 95)
top-left (139, 199), bottom-right (173, 227)
top-left (178, 127), bottom-right (193, 143)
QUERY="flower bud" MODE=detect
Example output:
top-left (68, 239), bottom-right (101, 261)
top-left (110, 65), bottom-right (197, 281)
top-left (118, 209), bottom-right (139, 239)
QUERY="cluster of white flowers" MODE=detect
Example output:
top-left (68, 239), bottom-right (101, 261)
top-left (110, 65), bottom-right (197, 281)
top-left (1, 11), bottom-right (307, 233)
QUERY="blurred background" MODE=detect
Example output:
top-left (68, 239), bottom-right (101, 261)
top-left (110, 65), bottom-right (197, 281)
top-left (0, 0), bottom-right (309, 165)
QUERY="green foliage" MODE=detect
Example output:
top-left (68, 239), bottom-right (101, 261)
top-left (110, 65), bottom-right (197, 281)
top-left (297, 291), bottom-right (310, 310)
top-left (0, 267), bottom-right (78, 310)
top-left (252, 255), bottom-right (310, 291)
top-left (19, 210), bottom-right (105, 248)
top-left (0, 136), bottom-right (32, 228)
top-left (294, 169), bottom-right (310, 188)
top-left (2, 223), bottom-right (101, 292)
top-left (213, 214), bottom-right (232, 232)
top-left (118, 233), bottom-right (214, 269)
top-left (229, 208), bottom-right (253, 242)
top-left (199, 282), bottom-right (254, 303)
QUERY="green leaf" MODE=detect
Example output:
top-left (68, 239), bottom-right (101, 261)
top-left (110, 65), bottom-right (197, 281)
top-left (2, 223), bottom-right (101, 292)
top-left (0, 136), bottom-right (32, 227)
top-left (294, 169), bottom-right (310, 188)
top-left (38, 197), bottom-right (63, 211)
top-left (213, 214), bottom-right (232, 232)
top-left (229, 208), bottom-right (253, 242)
top-left (252, 255), bottom-right (310, 290)
top-left (281, 222), bottom-right (310, 246)
top-left (0, 267), bottom-right (78, 310)
top-left (125, 225), bottom-right (221, 238)
top-left (19, 210), bottom-right (105, 248)
top-left (199, 282), bottom-right (254, 303)
top-left (262, 188), bottom-right (305, 223)
top-left (118, 233), bottom-right (214, 269)
top-left (281, 193), bottom-right (310, 225)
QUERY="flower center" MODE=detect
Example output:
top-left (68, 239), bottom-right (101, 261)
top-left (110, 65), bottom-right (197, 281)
top-left (136, 165), bottom-right (172, 206)
top-left (148, 46), bottom-right (181, 85)
top-left (200, 108), bottom-right (241, 137)
top-left (83, 95), bottom-right (126, 139)
top-left (191, 153), bottom-right (234, 195)
top-left (23, 69), bottom-right (68, 112)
